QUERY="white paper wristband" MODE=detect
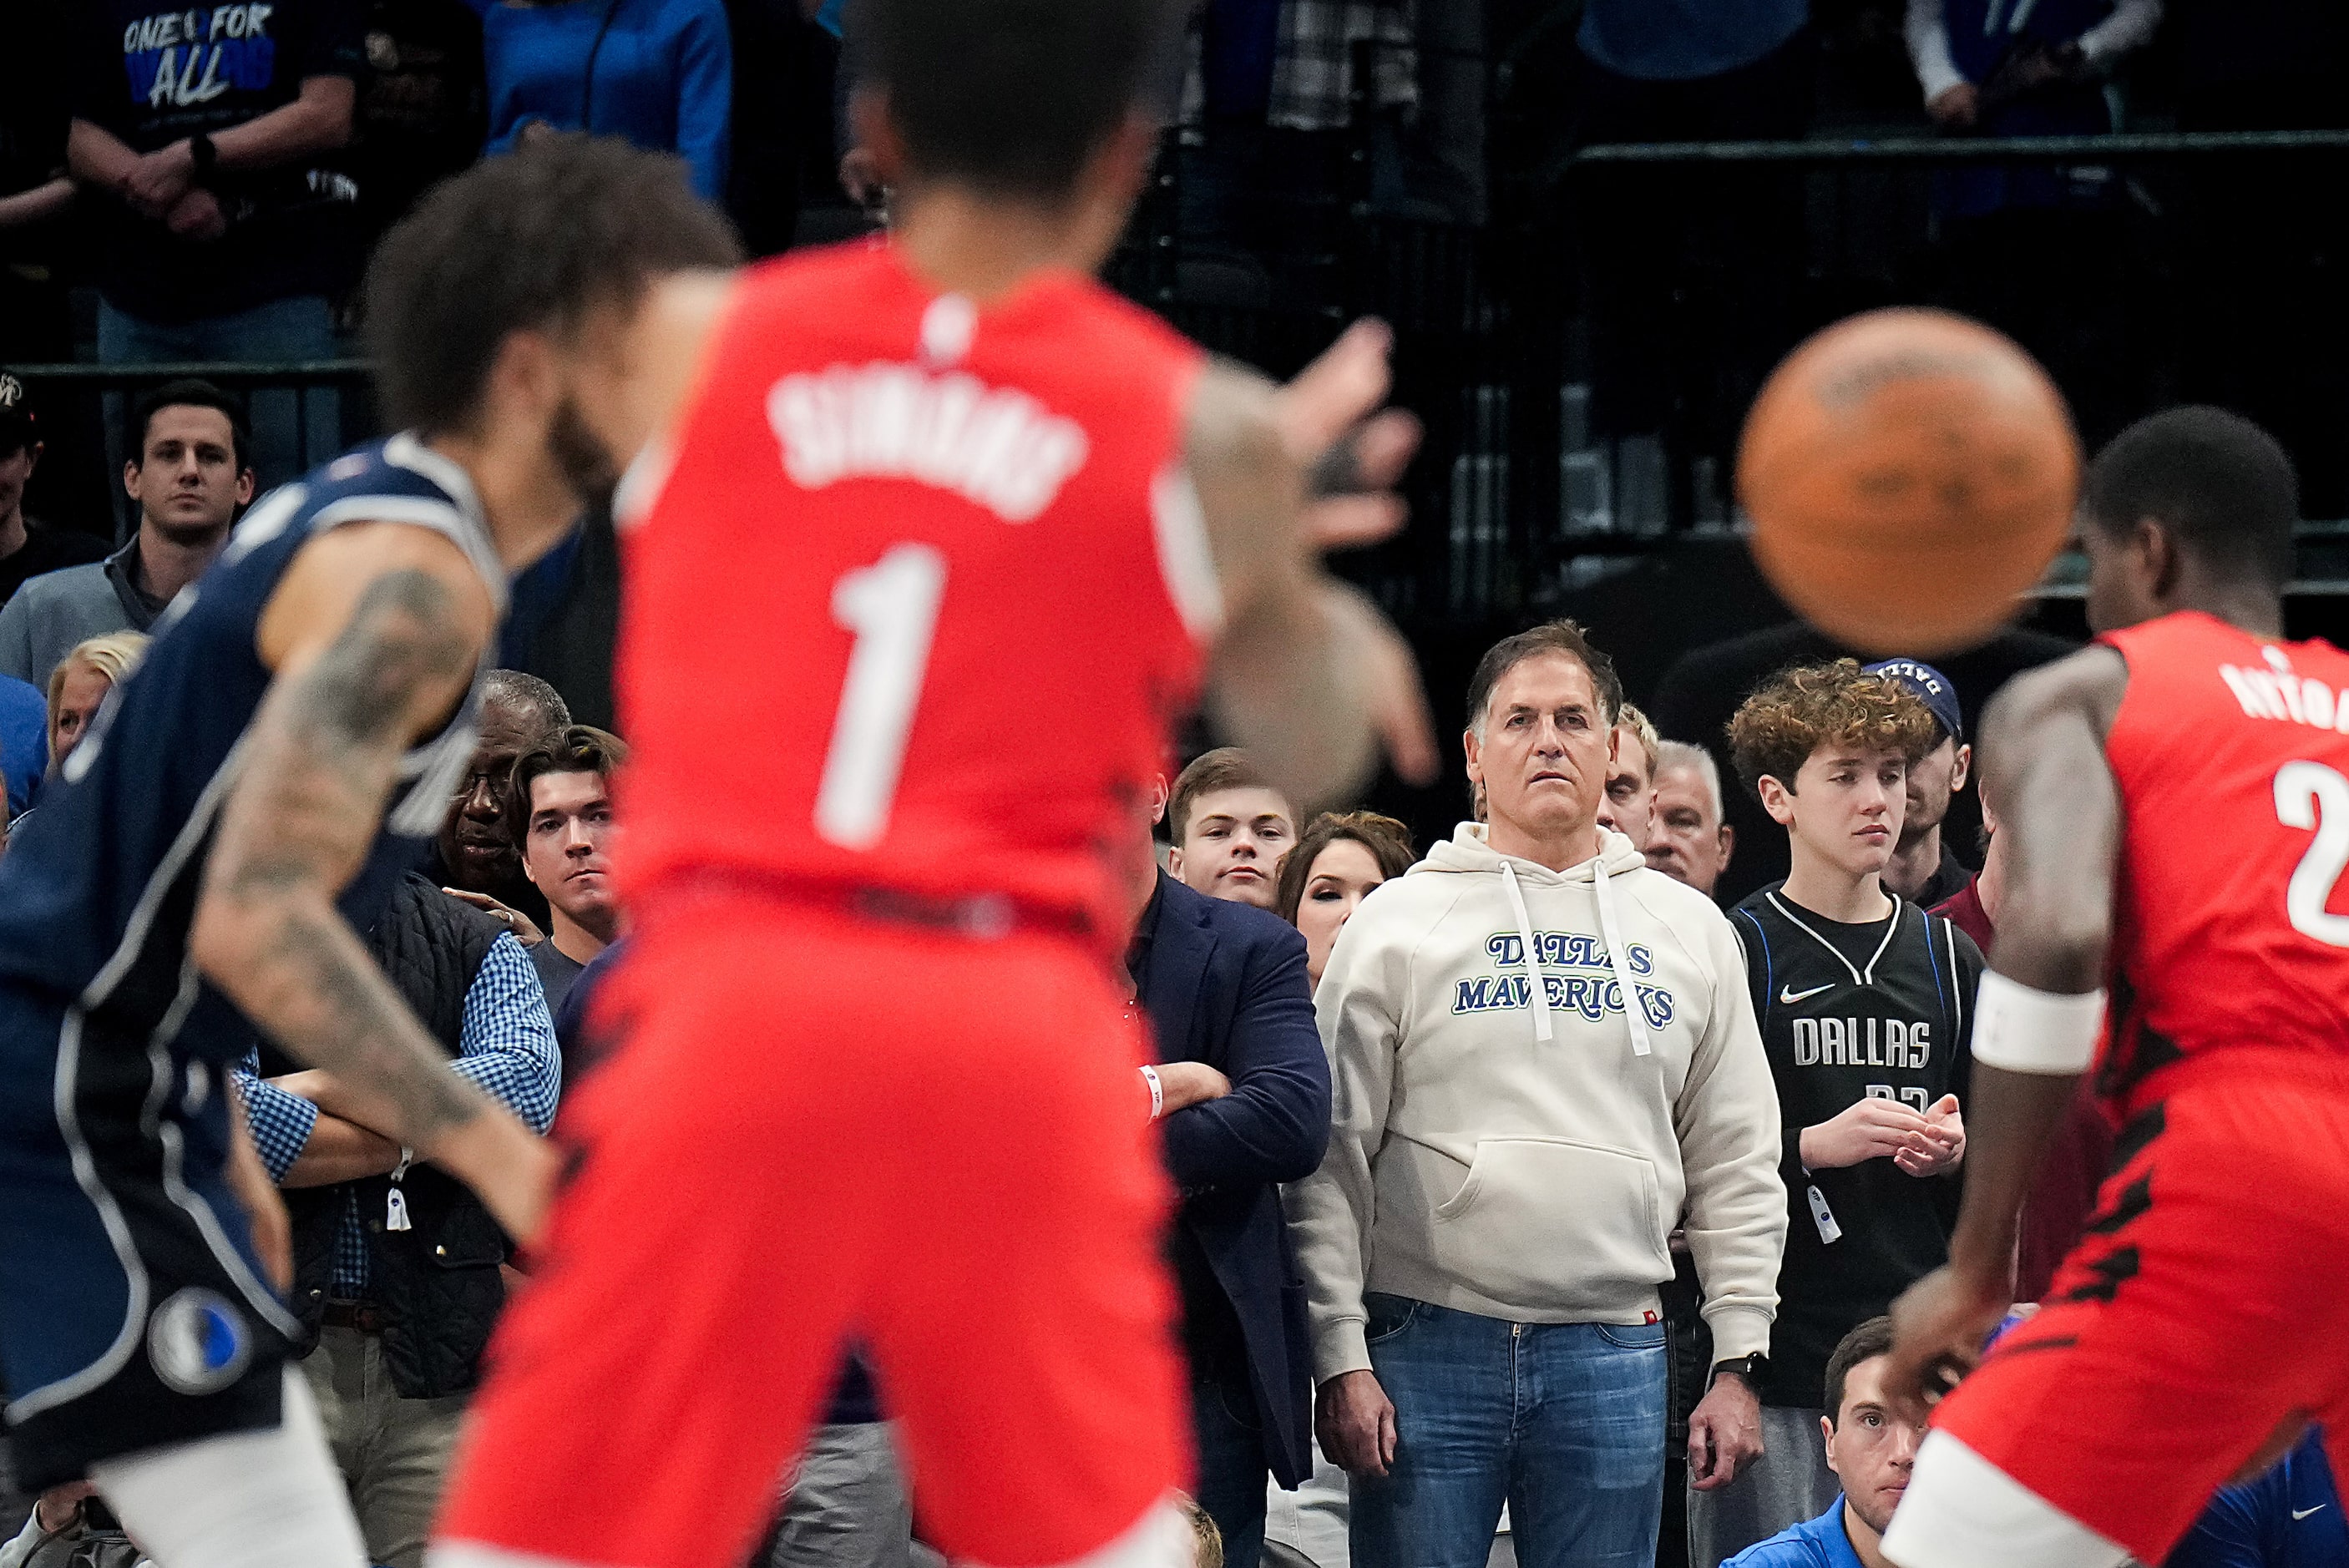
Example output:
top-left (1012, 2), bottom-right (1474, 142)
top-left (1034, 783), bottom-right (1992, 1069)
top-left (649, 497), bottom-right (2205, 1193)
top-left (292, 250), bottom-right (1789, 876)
top-left (1140, 1064), bottom-right (1165, 1120)
top-left (1971, 971), bottom-right (2105, 1075)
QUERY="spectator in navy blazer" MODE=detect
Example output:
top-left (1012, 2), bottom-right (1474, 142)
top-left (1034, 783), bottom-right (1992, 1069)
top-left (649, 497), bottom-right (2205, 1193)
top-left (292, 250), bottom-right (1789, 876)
top-left (1129, 768), bottom-right (1333, 1568)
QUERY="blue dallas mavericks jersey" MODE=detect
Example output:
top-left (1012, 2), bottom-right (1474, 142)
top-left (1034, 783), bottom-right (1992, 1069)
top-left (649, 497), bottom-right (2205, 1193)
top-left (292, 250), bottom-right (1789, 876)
top-left (0, 433), bottom-right (508, 1073)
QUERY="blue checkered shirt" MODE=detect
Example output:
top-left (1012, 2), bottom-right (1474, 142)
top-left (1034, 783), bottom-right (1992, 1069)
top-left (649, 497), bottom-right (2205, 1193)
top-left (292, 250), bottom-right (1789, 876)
top-left (233, 933), bottom-right (561, 1297)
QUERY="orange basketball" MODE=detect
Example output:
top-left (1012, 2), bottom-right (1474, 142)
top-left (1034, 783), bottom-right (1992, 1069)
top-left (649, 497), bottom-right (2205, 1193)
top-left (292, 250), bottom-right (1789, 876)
top-left (1737, 307), bottom-right (2081, 655)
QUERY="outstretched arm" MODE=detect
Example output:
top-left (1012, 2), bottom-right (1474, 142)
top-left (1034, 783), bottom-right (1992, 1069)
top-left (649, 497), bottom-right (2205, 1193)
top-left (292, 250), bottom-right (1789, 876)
top-left (191, 524), bottom-right (554, 1243)
top-left (1187, 322), bottom-right (1439, 810)
top-left (1885, 645), bottom-right (2127, 1406)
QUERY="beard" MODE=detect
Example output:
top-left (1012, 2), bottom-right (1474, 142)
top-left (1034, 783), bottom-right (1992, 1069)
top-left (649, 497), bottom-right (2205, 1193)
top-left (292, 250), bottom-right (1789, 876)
top-left (547, 397), bottom-right (621, 516)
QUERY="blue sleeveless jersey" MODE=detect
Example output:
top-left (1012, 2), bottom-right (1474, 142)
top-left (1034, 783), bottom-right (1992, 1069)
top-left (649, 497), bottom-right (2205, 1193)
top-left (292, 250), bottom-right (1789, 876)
top-left (0, 434), bottom-right (508, 1069)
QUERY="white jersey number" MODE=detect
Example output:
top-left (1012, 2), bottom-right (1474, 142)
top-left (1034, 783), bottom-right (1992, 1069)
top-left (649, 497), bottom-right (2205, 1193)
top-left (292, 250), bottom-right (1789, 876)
top-left (2274, 761), bottom-right (2349, 947)
top-left (814, 544), bottom-right (947, 850)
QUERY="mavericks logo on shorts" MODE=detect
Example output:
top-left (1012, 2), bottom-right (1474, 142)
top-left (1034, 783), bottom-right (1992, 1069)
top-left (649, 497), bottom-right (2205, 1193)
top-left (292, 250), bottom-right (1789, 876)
top-left (146, 1288), bottom-right (252, 1395)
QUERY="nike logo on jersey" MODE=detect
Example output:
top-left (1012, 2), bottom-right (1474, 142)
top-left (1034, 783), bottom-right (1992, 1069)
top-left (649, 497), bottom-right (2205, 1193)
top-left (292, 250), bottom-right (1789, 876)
top-left (1779, 982), bottom-right (1835, 1004)
top-left (2293, 1506), bottom-right (2328, 1520)
top-left (767, 362), bottom-right (1091, 523)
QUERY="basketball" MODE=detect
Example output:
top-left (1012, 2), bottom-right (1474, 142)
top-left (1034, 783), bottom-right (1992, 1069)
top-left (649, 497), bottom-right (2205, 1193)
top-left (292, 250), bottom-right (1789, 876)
top-left (1738, 307), bottom-right (2081, 655)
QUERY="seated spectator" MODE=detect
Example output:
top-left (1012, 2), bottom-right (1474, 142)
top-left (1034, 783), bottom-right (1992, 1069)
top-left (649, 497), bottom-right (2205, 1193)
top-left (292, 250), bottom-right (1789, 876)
top-left (0, 674), bottom-right (48, 817)
top-left (0, 382), bottom-right (252, 686)
top-left (68, 0), bottom-right (361, 492)
top-left (1598, 700), bottom-right (1662, 848)
top-left (1719, 1316), bottom-right (1921, 1568)
top-left (510, 723), bottom-right (628, 1015)
top-left (234, 872), bottom-right (558, 1568)
top-left (1705, 662), bottom-right (1976, 1568)
top-left (2166, 1424), bottom-right (2345, 1568)
top-left (1861, 660), bottom-right (1973, 908)
top-left (0, 376), bottom-right (105, 606)
top-left (1649, 739), bottom-right (1737, 898)
top-left (1271, 811), bottom-right (1416, 989)
top-left (468, 0), bottom-right (733, 202)
top-left (44, 631), bottom-right (149, 775)
top-left (436, 669), bottom-right (571, 933)
top-left (1290, 620), bottom-right (1785, 1568)
top-left (1167, 746), bottom-right (1298, 912)
top-left (1131, 772), bottom-right (1331, 1568)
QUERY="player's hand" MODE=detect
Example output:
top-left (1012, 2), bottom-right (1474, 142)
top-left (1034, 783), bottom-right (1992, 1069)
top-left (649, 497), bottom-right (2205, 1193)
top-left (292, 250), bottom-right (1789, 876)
top-left (428, 1105), bottom-right (558, 1247)
top-left (1894, 1095), bottom-right (1966, 1177)
top-left (1883, 1263), bottom-right (2009, 1421)
top-left (34, 1482), bottom-right (95, 1535)
top-left (1155, 1061), bottom-right (1233, 1115)
top-left (1317, 1369), bottom-right (1400, 1478)
top-left (1688, 1370), bottom-right (1765, 1490)
top-left (1274, 321), bottom-right (1440, 787)
top-left (443, 887), bottom-right (546, 947)
top-left (1799, 1097), bottom-right (1936, 1171)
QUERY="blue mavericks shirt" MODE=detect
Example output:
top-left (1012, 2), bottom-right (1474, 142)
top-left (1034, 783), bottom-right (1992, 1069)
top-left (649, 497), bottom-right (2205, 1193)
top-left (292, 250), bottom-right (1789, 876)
top-left (0, 434), bottom-right (507, 1070)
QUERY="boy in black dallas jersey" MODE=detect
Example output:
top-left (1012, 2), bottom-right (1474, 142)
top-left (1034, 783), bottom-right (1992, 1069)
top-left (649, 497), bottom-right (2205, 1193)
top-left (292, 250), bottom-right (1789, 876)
top-left (1688, 661), bottom-right (1982, 1568)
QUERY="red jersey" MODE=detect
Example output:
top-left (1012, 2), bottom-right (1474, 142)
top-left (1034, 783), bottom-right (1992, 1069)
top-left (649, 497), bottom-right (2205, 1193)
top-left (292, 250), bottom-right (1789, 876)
top-left (615, 241), bottom-right (1213, 943)
top-left (2097, 609), bottom-right (2349, 1113)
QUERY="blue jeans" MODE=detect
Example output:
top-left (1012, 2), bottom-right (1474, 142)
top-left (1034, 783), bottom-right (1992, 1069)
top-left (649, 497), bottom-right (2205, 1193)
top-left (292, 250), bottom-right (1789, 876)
top-left (1351, 1296), bottom-right (1665, 1568)
top-left (1193, 1373), bottom-right (1270, 1568)
top-left (97, 295), bottom-right (342, 512)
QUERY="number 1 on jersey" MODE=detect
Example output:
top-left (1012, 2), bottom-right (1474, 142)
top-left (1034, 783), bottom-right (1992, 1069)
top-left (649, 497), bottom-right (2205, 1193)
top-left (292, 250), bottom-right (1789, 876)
top-left (816, 544), bottom-right (947, 850)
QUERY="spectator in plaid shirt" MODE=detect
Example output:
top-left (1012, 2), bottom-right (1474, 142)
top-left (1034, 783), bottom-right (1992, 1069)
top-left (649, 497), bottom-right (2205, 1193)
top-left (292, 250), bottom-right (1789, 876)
top-left (1177, 0), bottom-right (1415, 311)
top-left (232, 873), bottom-right (558, 1568)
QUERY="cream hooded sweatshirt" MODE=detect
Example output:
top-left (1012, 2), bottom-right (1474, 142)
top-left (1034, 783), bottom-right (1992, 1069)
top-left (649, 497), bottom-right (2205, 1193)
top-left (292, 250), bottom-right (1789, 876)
top-left (1288, 822), bottom-right (1788, 1383)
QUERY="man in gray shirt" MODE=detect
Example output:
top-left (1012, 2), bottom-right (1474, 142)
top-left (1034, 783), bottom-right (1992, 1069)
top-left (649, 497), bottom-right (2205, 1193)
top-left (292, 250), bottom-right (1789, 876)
top-left (0, 379), bottom-right (251, 685)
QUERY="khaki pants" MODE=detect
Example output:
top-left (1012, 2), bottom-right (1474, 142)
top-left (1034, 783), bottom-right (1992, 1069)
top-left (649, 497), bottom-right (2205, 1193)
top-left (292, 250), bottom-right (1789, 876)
top-left (300, 1326), bottom-right (468, 1568)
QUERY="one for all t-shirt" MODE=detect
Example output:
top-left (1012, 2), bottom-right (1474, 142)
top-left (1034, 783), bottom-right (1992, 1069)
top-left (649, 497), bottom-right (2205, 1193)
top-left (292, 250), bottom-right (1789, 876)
top-left (74, 0), bottom-right (365, 321)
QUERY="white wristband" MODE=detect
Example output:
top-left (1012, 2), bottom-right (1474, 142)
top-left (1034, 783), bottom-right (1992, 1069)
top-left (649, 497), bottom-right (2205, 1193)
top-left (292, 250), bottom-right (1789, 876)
top-left (1972, 971), bottom-right (2105, 1075)
top-left (1139, 1064), bottom-right (1165, 1120)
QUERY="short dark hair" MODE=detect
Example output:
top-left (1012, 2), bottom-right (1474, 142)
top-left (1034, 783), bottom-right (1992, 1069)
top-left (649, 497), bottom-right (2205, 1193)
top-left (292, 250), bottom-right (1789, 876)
top-left (508, 724), bottom-right (630, 842)
top-left (2082, 406), bottom-right (2298, 589)
top-left (1466, 620), bottom-right (1624, 737)
top-left (1825, 1315), bottom-right (1896, 1425)
top-left (853, 0), bottom-right (1184, 202)
top-left (1273, 811), bottom-right (1417, 925)
top-left (132, 380), bottom-right (251, 472)
top-left (481, 669), bottom-right (573, 733)
top-left (1169, 746), bottom-right (1287, 845)
top-left (363, 137), bottom-right (743, 437)
top-left (1727, 660), bottom-right (1940, 800)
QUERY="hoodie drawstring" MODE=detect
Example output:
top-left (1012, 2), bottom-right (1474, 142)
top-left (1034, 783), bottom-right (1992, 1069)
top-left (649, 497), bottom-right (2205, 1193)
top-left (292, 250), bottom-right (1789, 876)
top-left (1592, 854), bottom-right (1655, 1058)
top-left (1497, 861), bottom-right (1555, 1043)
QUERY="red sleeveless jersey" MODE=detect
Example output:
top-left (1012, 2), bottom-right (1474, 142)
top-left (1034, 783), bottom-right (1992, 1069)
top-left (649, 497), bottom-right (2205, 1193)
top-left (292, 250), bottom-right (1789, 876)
top-left (2097, 610), bottom-right (2349, 1111)
top-left (613, 241), bottom-right (1213, 943)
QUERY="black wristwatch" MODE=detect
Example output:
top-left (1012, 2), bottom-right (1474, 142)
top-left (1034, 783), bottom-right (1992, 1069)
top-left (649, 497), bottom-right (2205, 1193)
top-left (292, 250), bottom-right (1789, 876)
top-left (1711, 1353), bottom-right (1767, 1388)
top-left (188, 132), bottom-right (218, 179)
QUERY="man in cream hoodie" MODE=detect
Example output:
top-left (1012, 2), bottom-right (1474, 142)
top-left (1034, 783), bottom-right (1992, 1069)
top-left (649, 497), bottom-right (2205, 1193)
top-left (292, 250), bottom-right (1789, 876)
top-left (1289, 620), bottom-right (1788, 1568)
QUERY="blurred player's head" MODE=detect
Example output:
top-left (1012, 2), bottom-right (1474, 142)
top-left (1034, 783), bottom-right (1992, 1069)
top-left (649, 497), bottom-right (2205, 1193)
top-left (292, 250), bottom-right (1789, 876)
top-left (849, 0), bottom-right (1183, 260)
top-left (1731, 660), bottom-right (1940, 886)
top-left (1820, 1316), bottom-right (1924, 1542)
top-left (2078, 406), bottom-right (2299, 635)
top-left (363, 137), bottom-right (742, 550)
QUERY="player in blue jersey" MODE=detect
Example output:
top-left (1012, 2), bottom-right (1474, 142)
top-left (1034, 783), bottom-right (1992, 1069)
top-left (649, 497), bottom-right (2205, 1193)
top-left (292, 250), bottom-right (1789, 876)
top-left (0, 139), bottom-right (739, 1568)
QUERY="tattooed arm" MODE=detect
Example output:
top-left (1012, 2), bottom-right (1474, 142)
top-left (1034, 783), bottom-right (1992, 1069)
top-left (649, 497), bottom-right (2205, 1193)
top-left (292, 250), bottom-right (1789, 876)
top-left (1187, 321), bottom-right (1438, 810)
top-left (190, 523), bottom-right (554, 1244)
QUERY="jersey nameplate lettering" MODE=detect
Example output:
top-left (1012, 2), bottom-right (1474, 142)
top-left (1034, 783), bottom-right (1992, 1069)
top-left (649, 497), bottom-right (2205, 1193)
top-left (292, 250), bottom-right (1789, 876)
top-left (767, 362), bottom-right (1091, 524)
top-left (2218, 645), bottom-right (2349, 736)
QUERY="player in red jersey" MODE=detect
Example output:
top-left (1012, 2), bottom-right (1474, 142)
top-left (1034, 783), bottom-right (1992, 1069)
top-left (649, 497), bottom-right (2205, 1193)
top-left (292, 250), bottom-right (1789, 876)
top-left (427, 3), bottom-right (1436, 1567)
top-left (1876, 406), bottom-right (2349, 1568)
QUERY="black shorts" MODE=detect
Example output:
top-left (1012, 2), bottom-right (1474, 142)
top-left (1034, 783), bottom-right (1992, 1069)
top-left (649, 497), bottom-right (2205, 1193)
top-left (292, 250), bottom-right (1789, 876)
top-left (0, 986), bottom-right (296, 1490)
